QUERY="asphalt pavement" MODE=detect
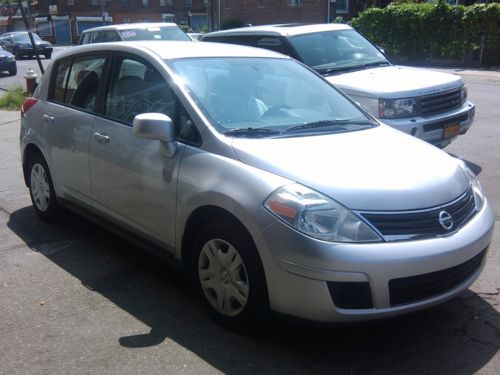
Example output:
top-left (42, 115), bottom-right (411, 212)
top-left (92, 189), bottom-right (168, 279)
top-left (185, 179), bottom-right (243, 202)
top-left (0, 72), bottom-right (498, 374)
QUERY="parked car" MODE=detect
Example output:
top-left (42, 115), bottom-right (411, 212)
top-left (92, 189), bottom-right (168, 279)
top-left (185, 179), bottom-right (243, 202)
top-left (0, 31), bottom-right (52, 59)
top-left (201, 24), bottom-right (475, 148)
top-left (78, 22), bottom-right (191, 45)
top-left (20, 41), bottom-right (493, 330)
top-left (0, 46), bottom-right (16, 75)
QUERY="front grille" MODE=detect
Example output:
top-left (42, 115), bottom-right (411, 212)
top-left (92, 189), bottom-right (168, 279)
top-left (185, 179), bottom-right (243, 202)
top-left (389, 248), bottom-right (487, 306)
top-left (361, 187), bottom-right (476, 240)
top-left (420, 88), bottom-right (461, 116)
top-left (327, 281), bottom-right (373, 309)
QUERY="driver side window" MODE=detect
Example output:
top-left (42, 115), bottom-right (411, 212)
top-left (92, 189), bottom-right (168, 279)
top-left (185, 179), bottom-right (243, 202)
top-left (104, 55), bottom-right (200, 144)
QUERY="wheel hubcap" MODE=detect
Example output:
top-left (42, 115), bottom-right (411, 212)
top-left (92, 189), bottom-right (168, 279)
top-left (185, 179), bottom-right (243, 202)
top-left (30, 163), bottom-right (50, 212)
top-left (198, 238), bottom-right (249, 317)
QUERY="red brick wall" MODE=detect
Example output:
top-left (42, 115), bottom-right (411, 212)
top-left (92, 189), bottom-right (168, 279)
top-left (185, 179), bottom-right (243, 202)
top-left (220, 0), bottom-right (328, 26)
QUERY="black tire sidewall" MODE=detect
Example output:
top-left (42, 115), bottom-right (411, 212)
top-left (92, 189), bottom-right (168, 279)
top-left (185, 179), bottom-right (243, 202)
top-left (192, 220), bottom-right (269, 330)
top-left (28, 153), bottom-right (60, 221)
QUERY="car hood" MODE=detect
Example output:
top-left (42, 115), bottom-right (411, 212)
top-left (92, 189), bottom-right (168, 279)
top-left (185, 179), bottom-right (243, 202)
top-left (231, 125), bottom-right (470, 211)
top-left (0, 51), bottom-right (12, 57)
top-left (326, 65), bottom-right (463, 98)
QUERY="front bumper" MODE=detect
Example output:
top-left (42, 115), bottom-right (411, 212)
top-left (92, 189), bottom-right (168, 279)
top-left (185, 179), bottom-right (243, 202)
top-left (0, 59), bottom-right (16, 72)
top-left (257, 199), bottom-right (494, 323)
top-left (381, 100), bottom-right (475, 148)
top-left (18, 46), bottom-right (53, 56)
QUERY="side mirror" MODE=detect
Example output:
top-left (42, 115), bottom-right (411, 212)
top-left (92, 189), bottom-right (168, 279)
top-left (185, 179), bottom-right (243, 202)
top-left (133, 113), bottom-right (177, 157)
top-left (376, 45), bottom-right (386, 55)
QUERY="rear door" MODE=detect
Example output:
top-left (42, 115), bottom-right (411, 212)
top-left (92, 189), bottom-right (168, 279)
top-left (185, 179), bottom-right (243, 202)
top-left (42, 53), bottom-right (107, 206)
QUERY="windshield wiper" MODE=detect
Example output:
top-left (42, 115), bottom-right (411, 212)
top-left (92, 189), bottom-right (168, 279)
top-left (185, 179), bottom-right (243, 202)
top-left (362, 61), bottom-right (390, 68)
top-left (316, 61), bottom-right (390, 75)
top-left (287, 120), bottom-right (375, 132)
top-left (224, 127), bottom-right (282, 137)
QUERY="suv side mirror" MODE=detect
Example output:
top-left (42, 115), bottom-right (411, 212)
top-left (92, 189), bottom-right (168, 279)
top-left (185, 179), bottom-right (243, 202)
top-left (133, 113), bottom-right (177, 157)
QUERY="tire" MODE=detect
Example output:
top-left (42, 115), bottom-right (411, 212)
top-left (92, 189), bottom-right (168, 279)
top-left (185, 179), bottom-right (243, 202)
top-left (192, 220), bottom-right (269, 331)
top-left (9, 67), bottom-right (17, 76)
top-left (27, 153), bottom-right (61, 221)
top-left (14, 49), bottom-right (21, 59)
top-left (44, 53), bottom-right (51, 59)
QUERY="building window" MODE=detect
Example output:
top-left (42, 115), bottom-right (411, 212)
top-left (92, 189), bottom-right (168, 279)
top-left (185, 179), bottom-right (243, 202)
top-left (288, 0), bottom-right (302, 7)
top-left (67, 0), bottom-right (75, 5)
top-left (258, 0), bottom-right (264, 8)
top-left (90, 0), bottom-right (99, 6)
top-left (186, 0), bottom-right (192, 8)
top-left (123, 17), bottom-right (129, 23)
top-left (142, 0), bottom-right (149, 6)
top-left (120, 0), bottom-right (129, 6)
top-left (160, 0), bottom-right (173, 6)
top-left (203, 0), bottom-right (207, 7)
top-left (335, 0), bottom-right (349, 14)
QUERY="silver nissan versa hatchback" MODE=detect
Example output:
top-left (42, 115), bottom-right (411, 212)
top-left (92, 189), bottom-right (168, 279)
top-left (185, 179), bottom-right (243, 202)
top-left (20, 41), bottom-right (494, 330)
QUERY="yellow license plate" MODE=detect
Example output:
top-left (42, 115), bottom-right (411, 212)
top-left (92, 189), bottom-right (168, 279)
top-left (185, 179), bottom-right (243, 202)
top-left (444, 124), bottom-right (460, 139)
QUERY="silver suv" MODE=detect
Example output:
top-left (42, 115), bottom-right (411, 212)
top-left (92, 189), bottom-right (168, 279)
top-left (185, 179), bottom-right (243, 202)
top-left (20, 41), bottom-right (493, 330)
top-left (202, 24), bottom-right (475, 148)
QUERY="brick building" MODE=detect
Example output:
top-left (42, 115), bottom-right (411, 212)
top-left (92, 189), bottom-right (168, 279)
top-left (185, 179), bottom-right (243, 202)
top-left (1, 1), bottom-right (357, 45)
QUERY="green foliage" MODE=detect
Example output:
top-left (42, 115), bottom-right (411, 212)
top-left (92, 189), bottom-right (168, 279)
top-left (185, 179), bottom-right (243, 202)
top-left (0, 86), bottom-right (27, 110)
top-left (351, 3), bottom-right (500, 65)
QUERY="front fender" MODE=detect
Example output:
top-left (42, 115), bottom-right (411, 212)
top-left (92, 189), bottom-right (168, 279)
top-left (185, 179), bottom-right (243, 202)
top-left (175, 147), bottom-right (290, 259)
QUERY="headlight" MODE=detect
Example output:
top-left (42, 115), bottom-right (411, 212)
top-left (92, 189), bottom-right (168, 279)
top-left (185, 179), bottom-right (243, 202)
top-left (264, 184), bottom-right (382, 243)
top-left (379, 98), bottom-right (418, 119)
top-left (460, 85), bottom-right (467, 104)
top-left (458, 160), bottom-right (485, 211)
top-left (6, 55), bottom-right (14, 61)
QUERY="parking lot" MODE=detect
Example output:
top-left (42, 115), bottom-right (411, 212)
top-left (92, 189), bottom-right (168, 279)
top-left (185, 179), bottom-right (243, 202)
top-left (0, 68), bottom-right (499, 374)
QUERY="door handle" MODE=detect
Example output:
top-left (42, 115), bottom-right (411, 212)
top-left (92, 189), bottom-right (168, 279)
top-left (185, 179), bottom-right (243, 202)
top-left (42, 114), bottom-right (54, 124)
top-left (94, 132), bottom-right (110, 143)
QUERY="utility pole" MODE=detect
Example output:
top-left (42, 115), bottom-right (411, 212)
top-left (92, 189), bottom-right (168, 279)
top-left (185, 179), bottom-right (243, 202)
top-left (17, 0), bottom-right (44, 74)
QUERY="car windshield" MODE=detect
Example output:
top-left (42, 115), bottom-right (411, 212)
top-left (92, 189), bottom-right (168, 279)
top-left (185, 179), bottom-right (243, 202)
top-left (289, 30), bottom-right (389, 74)
top-left (119, 26), bottom-right (190, 41)
top-left (172, 57), bottom-right (375, 136)
top-left (13, 33), bottom-right (41, 42)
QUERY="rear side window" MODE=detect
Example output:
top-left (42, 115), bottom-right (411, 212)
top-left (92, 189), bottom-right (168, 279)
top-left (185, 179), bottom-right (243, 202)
top-left (52, 59), bottom-right (72, 102)
top-left (50, 55), bottom-right (106, 112)
top-left (79, 32), bottom-right (90, 45)
top-left (91, 30), bottom-right (121, 43)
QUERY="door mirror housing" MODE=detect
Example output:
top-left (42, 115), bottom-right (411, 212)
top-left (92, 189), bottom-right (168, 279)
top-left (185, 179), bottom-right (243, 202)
top-left (133, 113), bottom-right (177, 157)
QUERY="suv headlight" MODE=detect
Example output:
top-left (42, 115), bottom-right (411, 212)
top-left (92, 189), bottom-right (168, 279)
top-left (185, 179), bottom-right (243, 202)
top-left (6, 55), bottom-right (14, 61)
top-left (379, 98), bottom-right (418, 119)
top-left (264, 184), bottom-right (382, 243)
top-left (458, 160), bottom-right (485, 211)
top-left (460, 85), bottom-right (467, 104)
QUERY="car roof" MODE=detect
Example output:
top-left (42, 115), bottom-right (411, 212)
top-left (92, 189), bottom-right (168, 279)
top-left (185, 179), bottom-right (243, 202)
top-left (55, 40), bottom-right (290, 60)
top-left (203, 23), bottom-right (352, 38)
top-left (82, 22), bottom-right (180, 33)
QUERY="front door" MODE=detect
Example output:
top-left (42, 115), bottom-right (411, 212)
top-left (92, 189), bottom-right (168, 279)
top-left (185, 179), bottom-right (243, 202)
top-left (90, 54), bottom-right (188, 250)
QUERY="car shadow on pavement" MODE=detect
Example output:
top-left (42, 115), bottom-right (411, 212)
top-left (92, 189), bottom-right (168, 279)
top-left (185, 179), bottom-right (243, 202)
top-left (7, 206), bottom-right (499, 374)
